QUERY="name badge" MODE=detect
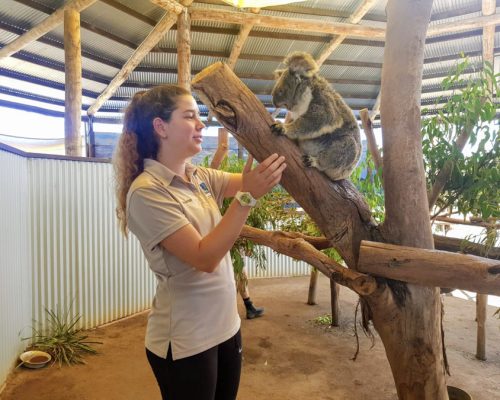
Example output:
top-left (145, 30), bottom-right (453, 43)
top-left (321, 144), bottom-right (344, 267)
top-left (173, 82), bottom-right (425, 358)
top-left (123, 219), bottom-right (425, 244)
top-left (199, 182), bottom-right (212, 197)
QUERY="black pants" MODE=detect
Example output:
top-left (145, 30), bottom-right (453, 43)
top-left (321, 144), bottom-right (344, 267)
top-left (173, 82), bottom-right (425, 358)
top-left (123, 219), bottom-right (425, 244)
top-left (146, 330), bottom-right (242, 400)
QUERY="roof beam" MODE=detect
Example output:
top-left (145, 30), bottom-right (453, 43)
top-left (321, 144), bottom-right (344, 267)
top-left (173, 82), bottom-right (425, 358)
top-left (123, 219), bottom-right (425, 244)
top-left (189, 7), bottom-right (387, 39)
top-left (194, 0), bottom-right (387, 22)
top-left (227, 8), bottom-right (260, 70)
top-left (427, 13), bottom-right (500, 37)
top-left (0, 0), bottom-right (97, 59)
top-left (87, 7), bottom-right (184, 116)
top-left (316, 0), bottom-right (379, 66)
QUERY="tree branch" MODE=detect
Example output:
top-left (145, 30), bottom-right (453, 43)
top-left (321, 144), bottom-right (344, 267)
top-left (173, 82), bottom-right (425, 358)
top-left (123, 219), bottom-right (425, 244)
top-left (359, 108), bottom-right (383, 171)
top-left (192, 62), bottom-right (374, 267)
top-left (240, 226), bottom-right (377, 296)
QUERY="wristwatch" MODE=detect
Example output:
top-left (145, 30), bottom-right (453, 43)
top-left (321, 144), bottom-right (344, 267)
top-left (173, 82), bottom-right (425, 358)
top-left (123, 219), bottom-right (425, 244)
top-left (234, 191), bottom-right (257, 207)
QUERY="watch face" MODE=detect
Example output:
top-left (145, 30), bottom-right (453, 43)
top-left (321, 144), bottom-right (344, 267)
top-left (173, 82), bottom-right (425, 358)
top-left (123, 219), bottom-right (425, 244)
top-left (241, 193), bottom-right (252, 204)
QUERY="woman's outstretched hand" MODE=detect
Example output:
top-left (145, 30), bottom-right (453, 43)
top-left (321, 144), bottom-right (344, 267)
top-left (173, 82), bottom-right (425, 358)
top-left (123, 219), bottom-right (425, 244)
top-left (242, 153), bottom-right (286, 199)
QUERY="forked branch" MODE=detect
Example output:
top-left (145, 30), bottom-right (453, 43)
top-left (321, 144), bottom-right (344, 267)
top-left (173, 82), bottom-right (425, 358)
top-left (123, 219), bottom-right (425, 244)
top-left (240, 226), bottom-right (377, 296)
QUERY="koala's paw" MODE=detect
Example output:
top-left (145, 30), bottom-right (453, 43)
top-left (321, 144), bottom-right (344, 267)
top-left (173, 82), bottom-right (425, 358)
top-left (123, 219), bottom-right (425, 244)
top-left (302, 155), bottom-right (314, 168)
top-left (303, 155), bottom-right (319, 169)
top-left (270, 122), bottom-right (285, 136)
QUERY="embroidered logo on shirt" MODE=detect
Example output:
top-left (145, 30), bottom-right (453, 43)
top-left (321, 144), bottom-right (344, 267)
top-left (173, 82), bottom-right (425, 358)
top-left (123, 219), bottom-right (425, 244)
top-left (199, 182), bottom-right (212, 197)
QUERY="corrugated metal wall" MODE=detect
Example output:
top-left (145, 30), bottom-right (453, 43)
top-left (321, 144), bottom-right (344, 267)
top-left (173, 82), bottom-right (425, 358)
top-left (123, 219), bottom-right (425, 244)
top-left (0, 148), bottom-right (311, 390)
top-left (28, 158), bottom-right (155, 331)
top-left (0, 150), bottom-right (32, 391)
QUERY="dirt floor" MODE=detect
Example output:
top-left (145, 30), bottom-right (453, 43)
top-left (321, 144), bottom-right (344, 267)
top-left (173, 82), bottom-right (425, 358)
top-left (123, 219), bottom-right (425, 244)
top-left (1, 275), bottom-right (499, 400)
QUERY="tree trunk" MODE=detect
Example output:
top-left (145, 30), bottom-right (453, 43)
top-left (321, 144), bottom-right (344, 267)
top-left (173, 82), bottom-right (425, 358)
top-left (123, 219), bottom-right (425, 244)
top-left (191, 1), bottom-right (448, 393)
top-left (374, 1), bottom-right (448, 398)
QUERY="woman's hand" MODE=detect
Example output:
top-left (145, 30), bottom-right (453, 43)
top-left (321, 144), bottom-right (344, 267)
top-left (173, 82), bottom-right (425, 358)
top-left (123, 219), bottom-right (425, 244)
top-left (241, 153), bottom-right (286, 199)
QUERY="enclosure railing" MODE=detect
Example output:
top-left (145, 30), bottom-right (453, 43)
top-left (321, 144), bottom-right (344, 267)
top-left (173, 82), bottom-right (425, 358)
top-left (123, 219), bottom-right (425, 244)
top-left (0, 143), bottom-right (311, 391)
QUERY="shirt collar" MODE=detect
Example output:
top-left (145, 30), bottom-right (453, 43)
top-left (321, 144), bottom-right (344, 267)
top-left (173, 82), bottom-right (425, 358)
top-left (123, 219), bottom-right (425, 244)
top-left (144, 159), bottom-right (198, 186)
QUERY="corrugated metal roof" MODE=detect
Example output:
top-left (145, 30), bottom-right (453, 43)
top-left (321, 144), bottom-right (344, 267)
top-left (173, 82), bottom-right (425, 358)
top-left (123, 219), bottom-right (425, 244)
top-left (0, 0), bottom-right (497, 129)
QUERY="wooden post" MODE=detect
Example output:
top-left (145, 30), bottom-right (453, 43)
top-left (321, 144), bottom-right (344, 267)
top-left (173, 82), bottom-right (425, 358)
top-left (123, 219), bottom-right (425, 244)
top-left (176, 6), bottom-right (191, 90)
top-left (210, 128), bottom-right (229, 169)
top-left (330, 278), bottom-right (340, 326)
top-left (476, 293), bottom-right (488, 360)
top-left (64, 8), bottom-right (83, 156)
top-left (307, 267), bottom-right (319, 305)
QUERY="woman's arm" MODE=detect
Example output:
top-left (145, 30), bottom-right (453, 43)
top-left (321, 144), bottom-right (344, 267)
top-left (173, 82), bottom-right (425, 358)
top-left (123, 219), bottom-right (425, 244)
top-left (161, 154), bottom-right (286, 272)
top-left (224, 173), bottom-right (242, 199)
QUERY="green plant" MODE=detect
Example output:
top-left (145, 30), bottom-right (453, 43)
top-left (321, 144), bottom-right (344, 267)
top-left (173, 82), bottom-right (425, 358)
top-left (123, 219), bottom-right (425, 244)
top-left (24, 305), bottom-right (101, 366)
top-left (422, 58), bottom-right (499, 220)
top-left (312, 314), bottom-right (333, 326)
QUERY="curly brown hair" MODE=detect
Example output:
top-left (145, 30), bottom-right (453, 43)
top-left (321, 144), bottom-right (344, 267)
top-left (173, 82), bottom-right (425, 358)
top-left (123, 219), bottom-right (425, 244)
top-left (113, 84), bottom-right (191, 235)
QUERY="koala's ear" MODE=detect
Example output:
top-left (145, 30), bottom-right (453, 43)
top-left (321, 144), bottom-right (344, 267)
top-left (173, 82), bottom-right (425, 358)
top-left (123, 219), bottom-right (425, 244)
top-left (274, 69), bottom-right (285, 79)
top-left (285, 52), bottom-right (318, 78)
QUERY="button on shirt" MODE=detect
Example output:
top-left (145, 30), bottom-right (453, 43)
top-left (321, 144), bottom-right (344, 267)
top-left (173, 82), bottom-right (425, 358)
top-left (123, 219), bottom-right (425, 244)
top-left (126, 159), bottom-right (241, 360)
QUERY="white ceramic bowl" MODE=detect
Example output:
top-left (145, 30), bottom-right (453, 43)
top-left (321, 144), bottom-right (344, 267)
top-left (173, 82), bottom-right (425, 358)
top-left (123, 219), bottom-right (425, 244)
top-left (20, 350), bottom-right (52, 369)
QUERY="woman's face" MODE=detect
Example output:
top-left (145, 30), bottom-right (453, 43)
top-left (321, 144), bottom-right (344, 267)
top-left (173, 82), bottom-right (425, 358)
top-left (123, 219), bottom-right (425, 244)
top-left (157, 95), bottom-right (206, 158)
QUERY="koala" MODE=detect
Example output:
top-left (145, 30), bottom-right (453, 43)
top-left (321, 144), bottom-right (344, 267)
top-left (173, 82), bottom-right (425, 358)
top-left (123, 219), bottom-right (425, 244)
top-left (270, 52), bottom-right (361, 181)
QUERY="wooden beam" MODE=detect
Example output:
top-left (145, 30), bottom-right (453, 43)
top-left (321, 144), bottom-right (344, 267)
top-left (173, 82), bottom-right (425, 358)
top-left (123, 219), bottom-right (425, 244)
top-left (151, 0), bottom-right (185, 15)
top-left (87, 10), bottom-right (182, 117)
top-left (0, 0), bottom-right (97, 59)
top-left (194, 0), bottom-right (389, 22)
top-left (427, 13), bottom-right (500, 37)
top-left (227, 8), bottom-right (260, 70)
top-left (358, 241), bottom-right (500, 296)
top-left (316, 0), bottom-right (379, 66)
top-left (189, 8), bottom-right (386, 39)
top-left (64, 8), bottom-right (83, 157)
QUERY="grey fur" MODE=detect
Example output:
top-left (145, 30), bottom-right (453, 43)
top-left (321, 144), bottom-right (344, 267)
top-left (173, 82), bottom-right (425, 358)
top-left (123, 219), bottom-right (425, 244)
top-left (270, 52), bottom-right (361, 181)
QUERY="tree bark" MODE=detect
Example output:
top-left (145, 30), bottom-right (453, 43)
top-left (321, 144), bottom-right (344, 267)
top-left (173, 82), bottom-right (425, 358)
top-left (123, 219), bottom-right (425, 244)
top-left (377, 1), bottom-right (448, 399)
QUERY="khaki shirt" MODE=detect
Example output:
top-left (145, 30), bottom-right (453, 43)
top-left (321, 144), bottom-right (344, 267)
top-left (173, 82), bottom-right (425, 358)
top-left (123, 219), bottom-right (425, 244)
top-left (127, 159), bottom-right (240, 360)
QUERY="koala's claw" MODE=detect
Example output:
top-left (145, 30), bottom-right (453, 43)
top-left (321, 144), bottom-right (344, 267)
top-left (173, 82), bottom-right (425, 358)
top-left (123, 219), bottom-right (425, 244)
top-left (302, 155), bottom-right (313, 168)
top-left (270, 122), bottom-right (285, 136)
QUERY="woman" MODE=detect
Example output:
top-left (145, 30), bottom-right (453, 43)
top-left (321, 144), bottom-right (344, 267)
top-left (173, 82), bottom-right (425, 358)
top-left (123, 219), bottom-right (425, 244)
top-left (113, 84), bottom-right (286, 400)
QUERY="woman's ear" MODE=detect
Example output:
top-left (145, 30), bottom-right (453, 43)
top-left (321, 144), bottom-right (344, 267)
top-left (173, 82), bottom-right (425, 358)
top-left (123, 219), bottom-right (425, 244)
top-left (153, 117), bottom-right (168, 139)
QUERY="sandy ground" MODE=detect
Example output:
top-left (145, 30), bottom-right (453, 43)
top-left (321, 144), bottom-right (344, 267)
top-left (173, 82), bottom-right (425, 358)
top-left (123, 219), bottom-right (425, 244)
top-left (1, 275), bottom-right (499, 400)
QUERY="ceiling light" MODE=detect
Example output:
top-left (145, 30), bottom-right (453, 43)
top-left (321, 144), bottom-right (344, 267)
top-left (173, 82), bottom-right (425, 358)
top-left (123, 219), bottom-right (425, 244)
top-left (221, 0), bottom-right (305, 8)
